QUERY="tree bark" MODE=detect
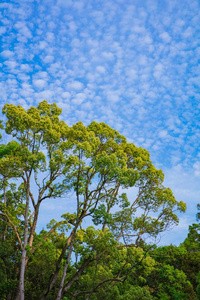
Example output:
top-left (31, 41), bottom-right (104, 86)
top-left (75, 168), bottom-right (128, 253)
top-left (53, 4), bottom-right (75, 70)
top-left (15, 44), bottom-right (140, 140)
top-left (28, 202), bottom-right (40, 248)
top-left (56, 227), bottom-right (77, 300)
top-left (40, 228), bottom-right (76, 300)
top-left (62, 256), bottom-right (92, 299)
top-left (15, 179), bottom-right (30, 300)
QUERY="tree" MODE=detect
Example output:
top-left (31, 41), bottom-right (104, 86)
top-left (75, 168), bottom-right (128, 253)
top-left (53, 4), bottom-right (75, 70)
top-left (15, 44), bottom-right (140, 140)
top-left (41, 120), bottom-right (140, 299)
top-left (1, 101), bottom-right (70, 300)
top-left (0, 184), bottom-right (27, 299)
top-left (197, 272), bottom-right (200, 299)
top-left (41, 120), bottom-right (185, 299)
top-left (150, 264), bottom-right (194, 299)
top-left (181, 204), bottom-right (200, 293)
top-left (150, 245), bottom-right (198, 299)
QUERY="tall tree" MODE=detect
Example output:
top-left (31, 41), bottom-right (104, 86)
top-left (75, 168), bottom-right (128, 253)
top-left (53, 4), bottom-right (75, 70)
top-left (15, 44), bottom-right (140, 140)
top-left (2, 101), bottom-right (70, 300)
top-left (41, 121), bottom-right (185, 299)
top-left (42, 120), bottom-right (139, 299)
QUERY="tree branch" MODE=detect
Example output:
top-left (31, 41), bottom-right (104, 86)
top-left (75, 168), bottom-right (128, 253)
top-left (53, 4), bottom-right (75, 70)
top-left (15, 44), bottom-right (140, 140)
top-left (0, 212), bottom-right (23, 251)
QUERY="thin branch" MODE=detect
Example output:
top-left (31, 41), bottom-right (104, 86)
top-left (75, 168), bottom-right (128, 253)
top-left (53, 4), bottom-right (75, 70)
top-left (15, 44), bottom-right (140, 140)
top-left (116, 190), bottom-right (143, 242)
top-left (33, 220), bottom-right (69, 251)
top-left (0, 212), bottom-right (23, 251)
top-left (29, 191), bottom-right (36, 208)
top-left (85, 277), bottom-right (124, 300)
top-left (116, 243), bottom-right (136, 248)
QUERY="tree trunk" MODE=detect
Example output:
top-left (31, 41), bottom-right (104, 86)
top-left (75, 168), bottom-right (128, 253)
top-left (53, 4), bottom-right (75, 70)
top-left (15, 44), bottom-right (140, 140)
top-left (63, 256), bottom-right (92, 293)
top-left (15, 180), bottom-right (30, 300)
top-left (40, 228), bottom-right (76, 300)
top-left (28, 202), bottom-right (40, 248)
top-left (3, 181), bottom-right (7, 240)
top-left (56, 228), bottom-right (77, 300)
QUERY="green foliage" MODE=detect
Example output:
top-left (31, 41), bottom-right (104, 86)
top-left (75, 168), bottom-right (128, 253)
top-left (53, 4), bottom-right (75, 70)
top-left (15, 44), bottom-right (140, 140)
top-left (148, 265), bottom-right (189, 299)
top-left (120, 286), bottom-right (153, 300)
top-left (197, 204), bottom-right (200, 221)
top-left (0, 100), bottom-right (190, 300)
top-left (197, 272), bottom-right (200, 299)
top-left (183, 223), bottom-right (200, 252)
top-left (25, 232), bottom-right (65, 300)
top-left (68, 227), bottom-right (156, 299)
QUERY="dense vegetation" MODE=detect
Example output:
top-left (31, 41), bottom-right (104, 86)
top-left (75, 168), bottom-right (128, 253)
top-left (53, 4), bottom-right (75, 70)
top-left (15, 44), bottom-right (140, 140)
top-left (0, 101), bottom-right (199, 299)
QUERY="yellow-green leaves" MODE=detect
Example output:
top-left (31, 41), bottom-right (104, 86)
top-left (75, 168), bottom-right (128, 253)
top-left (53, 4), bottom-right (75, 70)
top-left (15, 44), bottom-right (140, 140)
top-left (38, 100), bottom-right (62, 119)
top-left (2, 100), bottom-right (64, 146)
top-left (1, 100), bottom-right (186, 252)
top-left (177, 200), bottom-right (187, 212)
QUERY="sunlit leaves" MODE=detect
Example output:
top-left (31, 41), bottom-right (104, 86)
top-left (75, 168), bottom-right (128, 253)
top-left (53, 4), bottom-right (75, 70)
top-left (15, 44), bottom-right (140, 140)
top-left (0, 100), bottom-right (188, 299)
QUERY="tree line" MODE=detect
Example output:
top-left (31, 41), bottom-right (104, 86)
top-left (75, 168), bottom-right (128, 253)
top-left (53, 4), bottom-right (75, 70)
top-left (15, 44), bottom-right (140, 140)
top-left (0, 100), bottom-right (199, 299)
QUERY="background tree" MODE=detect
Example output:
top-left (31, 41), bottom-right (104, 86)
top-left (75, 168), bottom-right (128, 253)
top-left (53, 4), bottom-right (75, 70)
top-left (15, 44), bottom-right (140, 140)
top-left (0, 185), bottom-right (24, 299)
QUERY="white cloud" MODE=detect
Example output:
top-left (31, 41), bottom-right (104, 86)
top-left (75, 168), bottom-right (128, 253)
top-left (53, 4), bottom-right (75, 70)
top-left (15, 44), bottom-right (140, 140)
top-left (102, 51), bottom-right (114, 61)
top-left (38, 41), bottom-right (48, 50)
top-left (126, 69), bottom-right (137, 80)
top-left (182, 26), bottom-right (193, 38)
top-left (33, 79), bottom-right (47, 89)
top-left (46, 32), bottom-right (55, 42)
top-left (158, 130), bottom-right (168, 138)
top-left (35, 71), bottom-right (48, 79)
top-left (160, 31), bottom-right (171, 43)
top-left (43, 55), bottom-right (54, 63)
top-left (62, 91), bottom-right (71, 99)
top-left (1, 50), bottom-right (14, 58)
top-left (4, 60), bottom-right (17, 69)
top-left (0, 26), bottom-right (6, 35)
top-left (193, 161), bottom-right (200, 176)
top-left (71, 92), bottom-right (86, 105)
top-left (20, 64), bottom-right (32, 72)
top-left (15, 21), bottom-right (32, 39)
top-left (96, 65), bottom-right (106, 73)
top-left (68, 81), bottom-right (84, 90)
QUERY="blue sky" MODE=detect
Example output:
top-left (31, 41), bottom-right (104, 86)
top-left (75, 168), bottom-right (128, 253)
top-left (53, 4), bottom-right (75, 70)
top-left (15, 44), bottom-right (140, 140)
top-left (0, 0), bottom-right (200, 245)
